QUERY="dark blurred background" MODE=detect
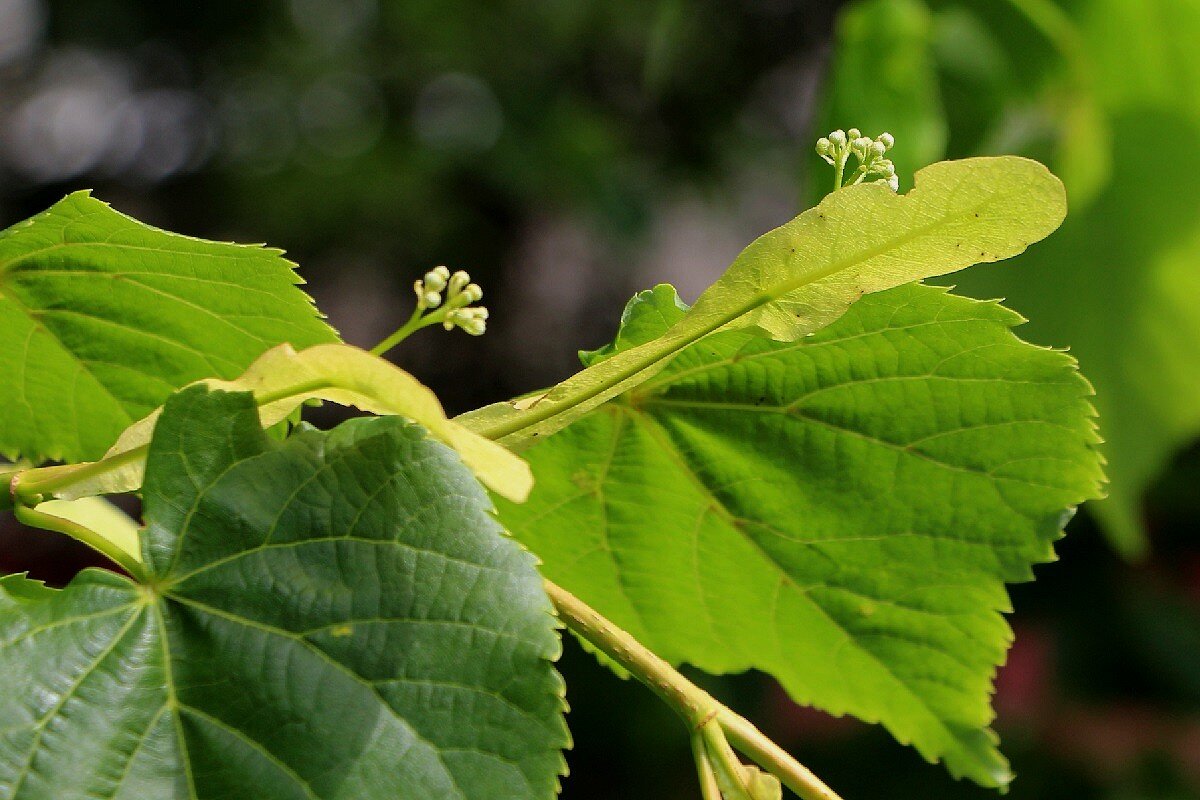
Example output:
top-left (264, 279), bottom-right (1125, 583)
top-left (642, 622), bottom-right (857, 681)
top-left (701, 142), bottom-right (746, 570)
top-left (2, 1), bottom-right (1199, 798)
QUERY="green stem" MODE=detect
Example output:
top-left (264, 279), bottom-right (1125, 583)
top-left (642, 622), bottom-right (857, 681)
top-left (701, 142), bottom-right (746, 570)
top-left (544, 579), bottom-right (708, 719)
top-left (371, 306), bottom-right (442, 356)
top-left (692, 730), bottom-right (725, 800)
top-left (833, 150), bottom-right (848, 191)
top-left (13, 503), bottom-right (149, 582)
top-left (13, 447), bottom-right (147, 506)
top-left (719, 710), bottom-right (840, 800)
top-left (700, 716), bottom-right (757, 800)
top-left (12, 378), bottom-right (336, 505)
top-left (544, 579), bottom-right (842, 800)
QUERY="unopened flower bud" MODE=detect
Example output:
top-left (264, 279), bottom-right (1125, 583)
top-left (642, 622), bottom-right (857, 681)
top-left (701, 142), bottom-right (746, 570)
top-left (877, 132), bottom-right (895, 150)
top-left (423, 291), bottom-right (442, 308)
top-left (462, 283), bottom-right (483, 304)
top-left (828, 129), bottom-right (847, 147)
top-left (448, 270), bottom-right (470, 295)
top-left (423, 269), bottom-right (448, 291)
top-left (847, 128), bottom-right (862, 140)
top-left (870, 140), bottom-right (887, 159)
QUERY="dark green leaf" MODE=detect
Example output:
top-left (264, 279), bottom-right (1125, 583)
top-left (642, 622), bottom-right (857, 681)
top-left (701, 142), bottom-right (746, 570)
top-left (0, 387), bottom-right (567, 799)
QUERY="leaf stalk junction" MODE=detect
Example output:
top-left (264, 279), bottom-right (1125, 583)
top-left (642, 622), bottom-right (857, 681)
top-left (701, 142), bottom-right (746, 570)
top-left (545, 580), bottom-right (841, 800)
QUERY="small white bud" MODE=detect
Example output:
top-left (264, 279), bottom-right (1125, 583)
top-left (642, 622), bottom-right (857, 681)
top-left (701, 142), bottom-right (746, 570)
top-left (423, 269), bottom-right (447, 291)
top-left (448, 270), bottom-right (470, 295)
top-left (423, 291), bottom-right (442, 308)
top-left (462, 283), bottom-right (483, 304)
top-left (870, 140), bottom-right (887, 159)
top-left (847, 128), bottom-right (861, 140)
top-left (815, 137), bottom-right (832, 156)
top-left (886, 174), bottom-right (899, 191)
top-left (828, 129), bottom-right (847, 147)
top-left (875, 159), bottom-right (895, 177)
top-left (877, 132), bottom-right (895, 150)
top-left (463, 318), bottom-right (487, 336)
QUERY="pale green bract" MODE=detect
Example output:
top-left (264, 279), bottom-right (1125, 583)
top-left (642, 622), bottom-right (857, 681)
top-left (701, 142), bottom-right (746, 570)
top-left (495, 282), bottom-right (1104, 787)
top-left (0, 191), bottom-right (338, 465)
top-left (0, 387), bottom-right (568, 800)
top-left (21, 343), bottom-right (532, 505)
top-left (459, 156), bottom-right (1065, 450)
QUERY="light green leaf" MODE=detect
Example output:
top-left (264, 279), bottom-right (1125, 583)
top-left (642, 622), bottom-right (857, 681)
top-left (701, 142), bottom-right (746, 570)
top-left (495, 282), bottom-right (1104, 787)
top-left (578, 284), bottom-right (689, 367)
top-left (0, 191), bottom-right (338, 465)
top-left (20, 343), bottom-right (532, 504)
top-left (0, 386), bottom-right (567, 800)
top-left (460, 157), bottom-right (1066, 450)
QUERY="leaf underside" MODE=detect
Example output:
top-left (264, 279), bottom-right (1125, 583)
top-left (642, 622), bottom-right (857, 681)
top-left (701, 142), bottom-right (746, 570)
top-left (0, 388), bottom-right (568, 800)
top-left (496, 282), bottom-right (1104, 786)
top-left (0, 191), bottom-right (338, 464)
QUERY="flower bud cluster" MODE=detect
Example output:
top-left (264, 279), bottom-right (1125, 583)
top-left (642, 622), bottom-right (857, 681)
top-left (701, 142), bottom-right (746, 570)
top-left (413, 266), bottom-right (488, 335)
top-left (815, 128), bottom-right (899, 192)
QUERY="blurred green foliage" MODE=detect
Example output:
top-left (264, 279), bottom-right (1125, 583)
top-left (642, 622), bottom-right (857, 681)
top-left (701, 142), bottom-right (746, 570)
top-left (1, 1), bottom-right (1199, 797)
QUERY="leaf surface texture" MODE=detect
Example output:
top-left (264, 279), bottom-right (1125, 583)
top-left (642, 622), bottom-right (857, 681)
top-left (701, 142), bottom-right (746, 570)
top-left (496, 282), bottom-right (1103, 786)
top-left (0, 387), bottom-right (567, 800)
top-left (0, 192), bottom-right (337, 463)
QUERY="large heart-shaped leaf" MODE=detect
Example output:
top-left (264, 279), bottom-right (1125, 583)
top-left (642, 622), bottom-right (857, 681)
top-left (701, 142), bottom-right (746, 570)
top-left (0, 192), bottom-right (338, 464)
top-left (495, 282), bottom-right (1104, 786)
top-left (0, 387), bottom-right (567, 799)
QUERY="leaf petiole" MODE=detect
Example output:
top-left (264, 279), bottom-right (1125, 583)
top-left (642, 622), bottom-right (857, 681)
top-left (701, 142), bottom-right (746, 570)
top-left (543, 579), bottom-right (841, 800)
top-left (692, 729), bottom-right (725, 800)
top-left (11, 447), bottom-right (147, 507)
top-left (12, 503), bottom-right (149, 583)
